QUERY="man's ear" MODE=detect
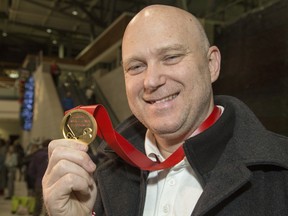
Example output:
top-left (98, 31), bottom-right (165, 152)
top-left (207, 46), bottom-right (221, 83)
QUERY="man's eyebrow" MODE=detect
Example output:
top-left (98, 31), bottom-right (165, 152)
top-left (156, 44), bottom-right (188, 54)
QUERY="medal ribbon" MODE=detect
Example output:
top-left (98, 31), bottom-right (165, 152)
top-left (76, 105), bottom-right (221, 171)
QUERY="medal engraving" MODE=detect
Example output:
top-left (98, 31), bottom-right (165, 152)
top-left (61, 109), bottom-right (97, 144)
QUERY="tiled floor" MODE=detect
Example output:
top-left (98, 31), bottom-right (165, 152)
top-left (0, 180), bottom-right (29, 216)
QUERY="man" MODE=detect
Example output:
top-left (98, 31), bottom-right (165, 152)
top-left (42, 5), bottom-right (288, 216)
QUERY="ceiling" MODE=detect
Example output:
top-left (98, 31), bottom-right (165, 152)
top-left (0, 0), bottom-right (193, 66)
top-left (0, 0), bottom-right (278, 67)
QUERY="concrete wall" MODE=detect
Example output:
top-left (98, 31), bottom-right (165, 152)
top-left (93, 67), bottom-right (132, 123)
top-left (30, 64), bottom-right (63, 141)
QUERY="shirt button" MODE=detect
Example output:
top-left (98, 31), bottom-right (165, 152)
top-left (168, 178), bottom-right (175, 186)
top-left (163, 204), bottom-right (170, 213)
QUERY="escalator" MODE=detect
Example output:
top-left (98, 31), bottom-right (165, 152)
top-left (58, 71), bottom-right (120, 127)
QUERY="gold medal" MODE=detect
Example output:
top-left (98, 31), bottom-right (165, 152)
top-left (61, 109), bottom-right (97, 145)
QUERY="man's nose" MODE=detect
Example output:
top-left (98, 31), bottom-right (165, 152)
top-left (143, 64), bottom-right (166, 91)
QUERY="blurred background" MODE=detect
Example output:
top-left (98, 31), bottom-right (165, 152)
top-left (0, 1), bottom-right (287, 214)
top-left (0, 0), bottom-right (287, 150)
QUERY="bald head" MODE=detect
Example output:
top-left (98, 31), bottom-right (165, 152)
top-left (122, 5), bottom-right (210, 55)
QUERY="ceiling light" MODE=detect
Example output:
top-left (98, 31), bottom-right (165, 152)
top-left (52, 39), bottom-right (57, 44)
top-left (46, 29), bottom-right (52, 33)
top-left (72, 10), bottom-right (78, 16)
top-left (4, 69), bottom-right (19, 78)
top-left (2, 32), bottom-right (7, 37)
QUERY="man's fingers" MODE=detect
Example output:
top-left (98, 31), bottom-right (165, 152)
top-left (43, 173), bottom-right (96, 216)
top-left (45, 159), bottom-right (94, 187)
top-left (48, 139), bottom-right (88, 158)
top-left (46, 140), bottom-right (95, 175)
top-left (55, 172), bottom-right (94, 196)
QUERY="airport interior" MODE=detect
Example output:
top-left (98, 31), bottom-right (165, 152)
top-left (0, 0), bottom-right (288, 215)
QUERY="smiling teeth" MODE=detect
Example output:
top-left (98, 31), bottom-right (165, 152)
top-left (153, 94), bottom-right (177, 104)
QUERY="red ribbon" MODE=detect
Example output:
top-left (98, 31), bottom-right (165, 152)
top-left (73, 105), bottom-right (221, 171)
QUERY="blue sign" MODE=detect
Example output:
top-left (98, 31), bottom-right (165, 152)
top-left (20, 76), bottom-right (34, 131)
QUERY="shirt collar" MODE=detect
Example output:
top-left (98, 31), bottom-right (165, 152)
top-left (145, 131), bottom-right (193, 172)
top-left (144, 129), bottom-right (164, 162)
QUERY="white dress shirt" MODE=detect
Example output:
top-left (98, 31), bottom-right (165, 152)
top-left (143, 130), bottom-right (203, 216)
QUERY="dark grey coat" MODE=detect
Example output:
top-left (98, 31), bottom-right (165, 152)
top-left (93, 95), bottom-right (288, 216)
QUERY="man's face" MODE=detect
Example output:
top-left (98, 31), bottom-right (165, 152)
top-left (122, 9), bottom-right (216, 141)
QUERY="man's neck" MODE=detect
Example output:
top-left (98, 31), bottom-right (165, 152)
top-left (156, 141), bottom-right (183, 158)
top-left (154, 135), bottom-right (186, 159)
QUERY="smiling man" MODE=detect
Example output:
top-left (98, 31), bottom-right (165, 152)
top-left (42, 5), bottom-right (288, 216)
top-left (122, 5), bottom-right (220, 157)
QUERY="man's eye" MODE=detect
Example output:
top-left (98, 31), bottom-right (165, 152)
top-left (163, 55), bottom-right (182, 64)
top-left (126, 64), bottom-right (146, 75)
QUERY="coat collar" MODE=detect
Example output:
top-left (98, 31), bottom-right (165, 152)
top-left (183, 95), bottom-right (288, 215)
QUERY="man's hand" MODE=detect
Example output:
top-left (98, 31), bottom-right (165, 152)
top-left (42, 139), bottom-right (97, 216)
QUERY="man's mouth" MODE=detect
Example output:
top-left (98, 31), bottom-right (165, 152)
top-left (147, 93), bottom-right (179, 104)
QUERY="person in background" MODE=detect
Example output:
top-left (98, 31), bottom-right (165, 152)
top-left (50, 60), bottom-right (61, 86)
top-left (22, 141), bottom-right (40, 197)
top-left (4, 144), bottom-right (18, 199)
top-left (14, 142), bottom-right (25, 181)
top-left (42, 5), bottom-right (288, 216)
top-left (28, 139), bottom-right (50, 216)
top-left (85, 85), bottom-right (96, 105)
top-left (61, 91), bottom-right (75, 111)
top-left (0, 138), bottom-right (7, 196)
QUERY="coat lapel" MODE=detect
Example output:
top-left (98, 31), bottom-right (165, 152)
top-left (192, 163), bottom-right (252, 216)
